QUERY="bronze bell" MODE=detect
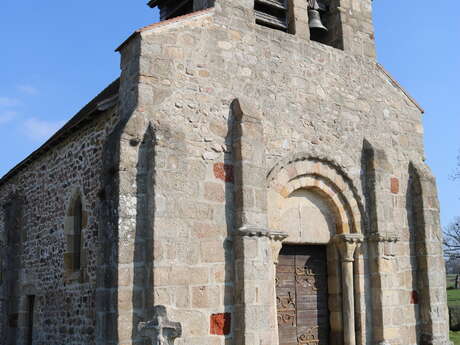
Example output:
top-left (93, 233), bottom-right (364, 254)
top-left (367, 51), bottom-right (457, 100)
top-left (308, 9), bottom-right (328, 32)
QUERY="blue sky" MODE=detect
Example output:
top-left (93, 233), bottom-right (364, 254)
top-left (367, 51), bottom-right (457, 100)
top-left (0, 1), bottom-right (458, 227)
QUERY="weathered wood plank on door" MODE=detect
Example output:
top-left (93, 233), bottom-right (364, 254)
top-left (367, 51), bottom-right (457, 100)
top-left (277, 245), bottom-right (330, 345)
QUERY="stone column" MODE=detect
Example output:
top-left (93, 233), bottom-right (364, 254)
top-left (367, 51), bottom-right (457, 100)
top-left (231, 98), bottom-right (288, 345)
top-left (335, 234), bottom-right (363, 345)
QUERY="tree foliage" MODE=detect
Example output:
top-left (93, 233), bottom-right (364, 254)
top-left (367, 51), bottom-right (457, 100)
top-left (445, 149), bottom-right (460, 259)
top-left (444, 217), bottom-right (460, 258)
top-left (453, 149), bottom-right (460, 181)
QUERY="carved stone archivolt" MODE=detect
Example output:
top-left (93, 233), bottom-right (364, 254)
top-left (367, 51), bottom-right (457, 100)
top-left (267, 157), bottom-right (365, 237)
top-left (268, 152), bottom-right (364, 233)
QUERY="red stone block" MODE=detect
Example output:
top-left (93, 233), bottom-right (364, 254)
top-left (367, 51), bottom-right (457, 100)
top-left (210, 312), bottom-right (231, 335)
top-left (391, 177), bottom-right (399, 194)
top-left (213, 163), bottom-right (234, 183)
top-left (410, 290), bottom-right (419, 304)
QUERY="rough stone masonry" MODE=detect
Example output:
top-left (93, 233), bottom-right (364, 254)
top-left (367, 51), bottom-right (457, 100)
top-left (0, 0), bottom-right (451, 344)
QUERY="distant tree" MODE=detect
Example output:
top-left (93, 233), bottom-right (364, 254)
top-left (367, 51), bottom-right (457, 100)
top-left (444, 150), bottom-right (460, 260)
top-left (452, 149), bottom-right (460, 181)
top-left (444, 217), bottom-right (460, 259)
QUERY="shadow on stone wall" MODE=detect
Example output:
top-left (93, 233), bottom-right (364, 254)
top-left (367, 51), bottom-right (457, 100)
top-left (360, 140), bottom-right (376, 345)
top-left (98, 121), bottom-right (125, 345)
top-left (3, 194), bottom-right (24, 345)
top-left (406, 164), bottom-right (422, 343)
top-left (408, 162), bottom-right (433, 344)
top-left (222, 106), bottom-right (236, 345)
top-left (132, 126), bottom-right (156, 344)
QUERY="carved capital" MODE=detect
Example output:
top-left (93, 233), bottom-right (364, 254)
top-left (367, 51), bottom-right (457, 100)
top-left (334, 234), bottom-right (364, 262)
top-left (367, 232), bottom-right (399, 258)
top-left (271, 237), bottom-right (286, 265)
top-left (236, 226), bottom-right (288, 241)
top-left (138, 305), bottom-right (182, 345)
top-left (367, 232), bottom-right (399, 243)
top-left (235, 226), bottom-right (288, 264)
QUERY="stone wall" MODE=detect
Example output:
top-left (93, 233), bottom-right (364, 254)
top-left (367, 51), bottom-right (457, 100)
top-left (0, 0), bottom-right (449, 343)
top-left (0, 107), bottom-right (118, 345)
top-left (110, 0), bottom-right (448, 344)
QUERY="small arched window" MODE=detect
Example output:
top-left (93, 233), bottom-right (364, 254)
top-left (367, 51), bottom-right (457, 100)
top-left (64, 189), bottom-right (87, 282)
top-left (73, 196), bottom-right (83, 271)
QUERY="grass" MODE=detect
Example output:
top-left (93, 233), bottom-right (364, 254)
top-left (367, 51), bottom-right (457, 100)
top-left (448, 274), bottom-right (457, 289)
top-left (449, 275), bottom-right (460, 344)
top-left (451, 331), bottom-right (460, 345)
top-left (448, 288), bottom-right (460, 306)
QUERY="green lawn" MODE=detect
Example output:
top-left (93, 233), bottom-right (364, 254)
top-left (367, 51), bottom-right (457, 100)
top-left (448, 288), bottom-right (460, 306)
top-left (451, 331), bottom-right (460, 345)
top-left (448, 275), bottom-right (457, 289)
top-left (448, 275), bottom-right (460, 344)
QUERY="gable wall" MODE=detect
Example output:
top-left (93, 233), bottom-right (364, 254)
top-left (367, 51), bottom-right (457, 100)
top-left (113, 6), bottom-right (440, 345)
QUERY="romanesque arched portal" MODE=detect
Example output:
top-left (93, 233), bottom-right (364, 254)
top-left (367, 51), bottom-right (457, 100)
top-left (267, 157), bottom-right (366, 345)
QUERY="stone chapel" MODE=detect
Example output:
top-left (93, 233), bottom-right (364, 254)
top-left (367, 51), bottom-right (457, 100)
top-left (0, 0), bottom-right (451, 344)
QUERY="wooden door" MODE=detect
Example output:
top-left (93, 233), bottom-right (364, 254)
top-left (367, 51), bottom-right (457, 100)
top-left (277, 245), bottom-right (329, 345)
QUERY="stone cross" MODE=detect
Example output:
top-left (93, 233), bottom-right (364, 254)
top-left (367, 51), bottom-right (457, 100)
top-left (138, 306), bottom-right (182, 345)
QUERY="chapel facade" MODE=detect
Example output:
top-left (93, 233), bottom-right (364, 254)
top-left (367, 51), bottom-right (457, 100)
top-left (0, 1), bottom-right (451, 345)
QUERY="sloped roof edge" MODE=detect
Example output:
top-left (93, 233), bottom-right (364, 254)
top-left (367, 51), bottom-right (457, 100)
top-left (0, 78), bottom-right (120, 187)
top-left (115, 8), bottom-right (214, 52)
top-left (376, 63), bottom-right (424, 114)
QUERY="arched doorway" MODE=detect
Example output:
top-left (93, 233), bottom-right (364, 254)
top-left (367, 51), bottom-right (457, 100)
top-left (276, 188), bottom-right (339, 345)
top-left (268, 158), bottom-right (365, 345)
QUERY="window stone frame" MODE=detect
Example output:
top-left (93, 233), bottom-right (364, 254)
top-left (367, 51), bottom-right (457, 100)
top-left (63, 187), bottom-right (88, 284)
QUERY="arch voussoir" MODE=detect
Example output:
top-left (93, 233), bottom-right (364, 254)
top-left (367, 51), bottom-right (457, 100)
top-left (268, 156), bottom-right (363, 235)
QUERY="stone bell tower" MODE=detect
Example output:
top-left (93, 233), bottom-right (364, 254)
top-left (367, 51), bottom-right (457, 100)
top-left (147, 0), bottom-right (376, 58)
top-left (108, 0), bottom-right (451, 345)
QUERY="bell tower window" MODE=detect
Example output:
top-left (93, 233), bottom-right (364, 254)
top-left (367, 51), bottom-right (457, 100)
top-left (149, 0), bottom-right (215, 21)
top-left (254, 0), bottom-right (294, 33)
top-left (308, 0), bottom-right (343, 49)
